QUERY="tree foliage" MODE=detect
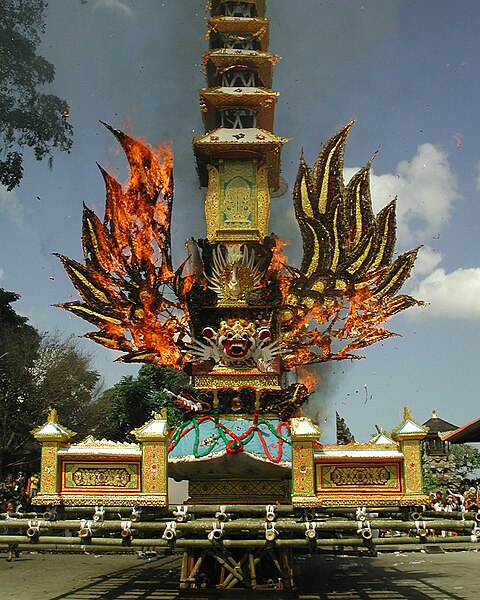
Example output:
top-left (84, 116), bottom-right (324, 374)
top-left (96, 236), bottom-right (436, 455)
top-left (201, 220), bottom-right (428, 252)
top-left (0, 0), bottom-right (73, 190)
top-left (448, 443), bottom-right (480, 477)
top-left (422, 442), bottom-right (480, 493)
top-left (96, 364), bottom-right (189, 441)
top-left (0, 288), bottom-right (101, 475)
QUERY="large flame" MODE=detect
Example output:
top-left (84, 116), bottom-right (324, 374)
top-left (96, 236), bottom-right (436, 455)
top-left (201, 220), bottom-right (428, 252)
top-left (56, 124), bottom-right (187, 367)
top-left (56, 122), bottom-right (423, 375)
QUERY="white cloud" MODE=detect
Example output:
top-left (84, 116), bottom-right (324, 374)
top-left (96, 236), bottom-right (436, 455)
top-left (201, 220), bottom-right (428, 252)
top-left (94, 0), bottom-right (133, 16)
top-left (475, 159), bottom-right (480, 192)
top-left (345, 143), bottom-right (461, 248)
top-left (411, 245), bottom-right (443, 277)
top-left (0, 267), bottom-right (4, 281)
top-left (410, 267), bottom-right (480, 319)
top-left (0, 185), bottom-right (26, 227)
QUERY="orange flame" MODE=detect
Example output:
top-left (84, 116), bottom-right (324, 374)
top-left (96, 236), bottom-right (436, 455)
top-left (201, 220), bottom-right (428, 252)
top-left (268, 236), bottom-right (291, 300)
top-left (57, 125), bottom-right (189, 369)
top-left (296, 367), bottom-right (320, 393)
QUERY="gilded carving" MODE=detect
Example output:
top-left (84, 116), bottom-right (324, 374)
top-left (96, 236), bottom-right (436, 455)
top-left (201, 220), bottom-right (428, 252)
top-left (142, 442), bottom-right (166, 493)
top-left (193, 373), bottom-right (280, 389)
top-left (319, 464), bottom-right (399, 489)
top-left (220, 160), bottom-right (257, 229)
top-left (205, 159), bottom-right (270, 242)
top-left (292, 442), bottom-right (314, 497)
top-left (402, 440), bottom-right (423, 494)
top-left (189, 478), bottom-right (285, 500)
top-left (256, 163), bottom-right (270, 238)
top-left (63, 463), bottom-right (139, 490)
top-left (32, 493), bottom-right (167, 507)
top-left (292, 494), bottom-right (428, 508)
top-left (205, 164), bottom-right (220, 241)
top-left (40, 442), bottom-right (58, 494)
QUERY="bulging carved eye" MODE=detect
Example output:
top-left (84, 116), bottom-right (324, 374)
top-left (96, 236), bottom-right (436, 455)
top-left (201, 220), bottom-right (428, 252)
top-left (226, 332), bottom-right (233, 339)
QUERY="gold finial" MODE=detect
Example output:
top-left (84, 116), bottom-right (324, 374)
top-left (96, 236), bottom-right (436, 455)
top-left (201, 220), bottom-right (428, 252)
top-left (432, 410), bottom-right (437, 419)
top-left (48, 408), bottom-right (58, 423)
top-left (153, 409), bottom-right (168, 420)
top-left (403, 405), bottom-right (413, 421)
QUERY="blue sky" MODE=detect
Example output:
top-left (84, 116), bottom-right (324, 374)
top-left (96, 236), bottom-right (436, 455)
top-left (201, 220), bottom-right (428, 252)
top-left (1, 0), bottom-right (479, 442)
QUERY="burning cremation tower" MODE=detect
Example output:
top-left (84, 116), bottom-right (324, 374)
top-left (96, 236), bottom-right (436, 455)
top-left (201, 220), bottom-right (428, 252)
top-left (20, 0), bottom-right (443, 592)
top-left (170, 0), bottom-right (296, 502)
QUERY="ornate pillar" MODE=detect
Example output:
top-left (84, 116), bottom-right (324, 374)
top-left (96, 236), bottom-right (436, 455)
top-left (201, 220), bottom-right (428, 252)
top-left (290, 417), bottom-right (322, 504)
top-left (391, 406), bottom-right (428, 498)
top-left (132, 413), bottom-right (169, 506)
top-left (31, 409), bottom-right (76, 498)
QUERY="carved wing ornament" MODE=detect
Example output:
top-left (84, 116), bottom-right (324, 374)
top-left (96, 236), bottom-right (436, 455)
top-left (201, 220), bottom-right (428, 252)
top-left (55, 122), bottom-right (423, 373)
top-left (279, 122), bottom-right (424, 367)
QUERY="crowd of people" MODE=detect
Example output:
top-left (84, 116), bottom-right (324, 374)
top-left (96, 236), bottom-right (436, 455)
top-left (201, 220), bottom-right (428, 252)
top-left (0, 472), bottom-right (40, 514)
top-left (429, 479), bottom-right (480, 513)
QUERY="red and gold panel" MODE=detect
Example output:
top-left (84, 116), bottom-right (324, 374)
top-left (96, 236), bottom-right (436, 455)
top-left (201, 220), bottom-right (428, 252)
top-left (401, 440), bottom-right (424, 495)
top-left (61, 461), bottom-right (141, 493)
top-left (316, 461), bottom-right (402, 493)
top-left (142, 442), bottom-right (167, 494)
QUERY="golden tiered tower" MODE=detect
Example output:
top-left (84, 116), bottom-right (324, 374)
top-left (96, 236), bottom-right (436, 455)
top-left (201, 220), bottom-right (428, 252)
top-left (194, 0), bottom-right (286, 243)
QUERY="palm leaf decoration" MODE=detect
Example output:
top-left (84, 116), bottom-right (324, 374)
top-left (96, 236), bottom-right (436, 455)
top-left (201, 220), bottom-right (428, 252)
top-left (281, 122), bottom-right (424, 368)
top-left (55, 123), bottom-right (187, 367)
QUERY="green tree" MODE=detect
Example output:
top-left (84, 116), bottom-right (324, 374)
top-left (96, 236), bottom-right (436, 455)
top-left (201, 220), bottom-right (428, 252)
top-left (0, 0), bottom-right (73, 190)
top-left (29, 333), bottom-right (102, 439)
top-left (448, 443), bottom-right (480, 478)
top-left (0, 289), bottom-right (41, 475)
top-left (422, 443), bottom-right (480, 494)
top-left (0, 289), bottom-right (101, 475)
top-left (96, 364), bottom-right (189, 441)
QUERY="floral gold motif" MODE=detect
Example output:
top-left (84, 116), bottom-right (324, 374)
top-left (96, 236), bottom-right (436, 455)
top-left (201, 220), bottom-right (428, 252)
top-left (401, 440), bottom-right (423, 494)
top-left (319, 464), bottom-right (399, 489)
top-left (142, 442), bottom-right (166, 493)
top-left (292, 442), bottom-right (315, 497)
top-left (40, 442), bottom-right (58, 494)
top-left (32, 493), bottom-right (167, 507)
top-left (189, 478), bottom-right (285, 501)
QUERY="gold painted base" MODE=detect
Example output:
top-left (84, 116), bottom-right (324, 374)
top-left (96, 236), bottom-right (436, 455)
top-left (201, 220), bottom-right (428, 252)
top-left (189, 478), bottom-right (287, 502)
top-left (291, 494), bottom-right (428, 508)
top-left (32, 493), bottom-right (168, 507)
top-left (193, 372), bottom-right (280, 390)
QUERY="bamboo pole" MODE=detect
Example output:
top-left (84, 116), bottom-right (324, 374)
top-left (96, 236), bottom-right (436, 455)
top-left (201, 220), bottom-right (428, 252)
top-left (0, 517), bottom-right (476, 536)
top-left (0, 534), bottom-right (478, 550)
top-left (179, 551), bottom-right (189, 589)
top-left (188, 550), bottom-right (207, 583)
top-left (209, 551), bottom-right (245, 583)
top-left (221, 551), bottom-right (249, 588)
top-left (420, 510), bottom-right (479, 520)
top-left (248, 552), bottom-right (257, 588)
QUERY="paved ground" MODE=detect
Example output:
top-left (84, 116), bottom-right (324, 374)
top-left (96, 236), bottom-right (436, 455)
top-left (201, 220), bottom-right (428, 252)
top-left (0, 549), bottom-right (478, 599)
